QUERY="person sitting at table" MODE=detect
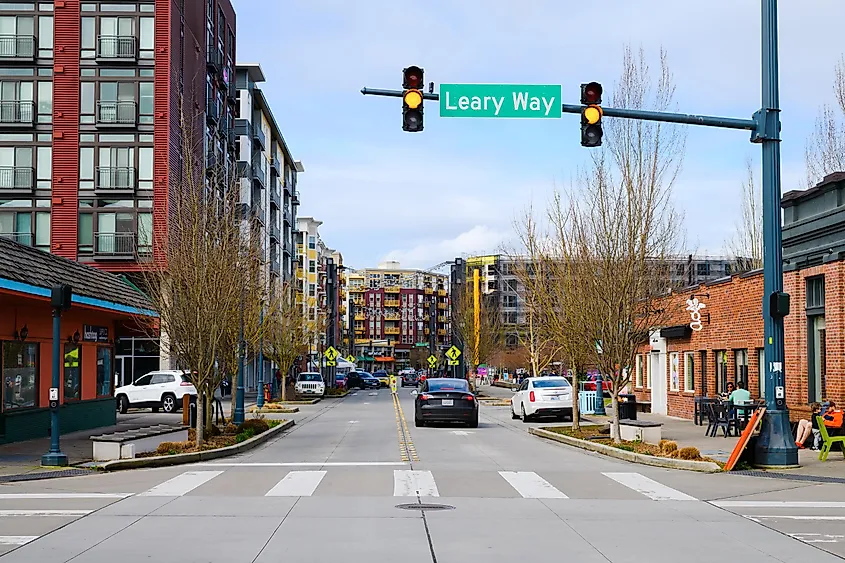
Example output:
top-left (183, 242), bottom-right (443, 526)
top-left (795, 402), bottom-right (822, 449)
top-left (729, 381), bottom-right (751, 404)
top-left (822, 400), bottom-right (844, 436)
top-left (721, 381), bottom-right (736, 400)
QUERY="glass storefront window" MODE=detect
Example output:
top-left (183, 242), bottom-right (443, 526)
top-left (63, 343), bottom-right (81, 401)
top-left (2, 341), bottom-right (38, 410)
top-left (97, 346), bottom-right (112, 397)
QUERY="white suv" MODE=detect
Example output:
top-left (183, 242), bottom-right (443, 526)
top-left (115, 370), bottom-right (197, 414)
top-left (295, 372), bottom-right (325, 397)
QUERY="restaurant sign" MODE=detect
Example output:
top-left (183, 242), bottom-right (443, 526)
top-left (83, 325), bottom-right (109, 342)
top-left (685, 298), bottom-right (706, 332)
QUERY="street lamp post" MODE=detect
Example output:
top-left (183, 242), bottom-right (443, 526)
top-left (233, 283), bottom-right (246, 425)
top-left (42, 284), bottom-right (72, 467)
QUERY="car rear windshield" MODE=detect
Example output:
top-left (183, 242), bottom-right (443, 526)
top-left (428, 380), bottom-right (469, 392)
top-left (532, 379), bottom-right (571, 388)
top-left (298, 373), bottom-right (322, 382)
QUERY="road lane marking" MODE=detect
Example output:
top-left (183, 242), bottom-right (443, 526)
top-left (0, 537), bottom-right (38, 546)
top-left (195, 462), bottom-right (409, 467)
top-left (745, 515), bottom-right (845, 520)
top-left (499, 471), bottom-right (568, 499)
top-left (0, 493), bottom-right (133, 499)
top-left (265, 471), bottom-right (326, 497)
top-left (139, 471), bottom-right (223, 497)
top-left (394, 470), bottom-right (439, 497)
top-left (0, 510), bottom-right (91, 517)
top-left (602, 472), bottom-right (696, 501)
top-left (713, 501), bottom-right (845, 508)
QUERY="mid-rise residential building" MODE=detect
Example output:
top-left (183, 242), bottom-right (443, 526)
top-left (347, 262), bottom-right (450, 371)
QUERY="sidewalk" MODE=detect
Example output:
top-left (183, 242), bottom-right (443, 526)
top-left (0, 396), bottom-right (257, 479)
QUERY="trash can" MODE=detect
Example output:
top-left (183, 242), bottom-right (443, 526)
top-left (618, 393), bottom-right (637, 420)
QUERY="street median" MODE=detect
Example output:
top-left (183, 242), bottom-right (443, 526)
top-left (95, 420), bottom-right (295, 471)
top-left (529, 427), bottom-right (721, 473)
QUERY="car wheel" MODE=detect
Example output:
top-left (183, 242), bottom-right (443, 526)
top-left (415, 416), bottom-right (424, 427)
top-left (511, 405), bottom-right (519, 419)
top-left (161, 394), bottom-right (177, 413)
top-left (467, 416), bottom-right (479, 429)
top-left (117, 395), bottom-right (129, 414)
top-left (521, 404), bottom-right (531, 423)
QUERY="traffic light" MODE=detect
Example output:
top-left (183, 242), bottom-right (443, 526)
top-left (402, 66), bottom-right (424, 132)
top-left (580, 82), bottom-right (603, 147)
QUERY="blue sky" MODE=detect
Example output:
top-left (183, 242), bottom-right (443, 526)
top-left (232, 0), bottom-right (843, 270)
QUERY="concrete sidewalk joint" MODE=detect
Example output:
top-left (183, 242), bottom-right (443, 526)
top-left (529, 427), bottom-right (722, 473)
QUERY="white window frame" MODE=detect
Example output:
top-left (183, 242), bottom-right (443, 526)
top-left (669, 352), bottom-right (680, 392)
top-left (635, 355), bottom-right (643, 388)
top-left (684, 352), bottom-right (695, 392)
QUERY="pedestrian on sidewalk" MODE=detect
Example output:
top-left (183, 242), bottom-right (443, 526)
top-left (795, 402), bottom-right (822, 449)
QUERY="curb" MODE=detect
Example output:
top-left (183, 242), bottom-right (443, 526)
top-left (96, 420), bottom-right (296, 471)
top-left (323, 391), bottom-right (350, 399)
top-left (278, 398), bottom-right (321, 405)
top-left (250, 407), bottom-right (299, 413)
top-left (529, 428), bottom-right (722, 473)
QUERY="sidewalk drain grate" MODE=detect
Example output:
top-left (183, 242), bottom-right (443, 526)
top-left (396, 503), bottom-right (455, 511)
top-left (732, 471), bottom-right (845, 484)
top-left (0, 469), bottom-right (94, 483)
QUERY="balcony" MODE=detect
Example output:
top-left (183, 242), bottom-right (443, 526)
top-left (354, 313), bottom-right (365, 321)
top-left (270, 185), bottom-right (281, 208)
top-left (270, 259), bottom-right (281, 274)
top-left (252, 157), bottom-right (265, 187)
top-left (94, 232), bottom-right (138, 259)
top-left (350, 287), bottom-right (366, 293)
top-left (438, 329), bottom-right (447, 336)
top-left (270, 222), bottom-right (281, 242)
top-left (424, 287), bottom-right (433, 295)
top-left (0, 231), bottom-right (32, 245)
top-left (384, 286), bottom-right (400, 293)
top-left (251, 202), bottom-right (265, 225)
top-left (96, 101), bottom-right (137, 126)
top-left (253, 123), bottom-right (266, 150)
top-left (270, 155), bottom-right (282, 176)
top-left (384, 313), bottom-right (400, 321)
top-left (206, 47), bottom-right (223, 75)
top-left (354, 328), bottom-right (365, 335)
top-left (206, 98), bottom-right (220, 124)
top-left (0, 100), bottom-right (34, 127)
top-left (438, 303), bottom-right (448, 310)
top-left (283, 202), bottom-right (292, 225)
top-left (385, 327), bottom-right (400, 335)
top-left (0, 166), bottom-right (34, 193)
top-left (96, 167), bottom-right (136, 193)
top-left (437, 289), bottom-right (447, 297)
top-left (97, 35), bottom-right (137, 61)
top-left (0, 35), bottom-right (35, 61)
top-left (384, 299), bottom-right (400, 308)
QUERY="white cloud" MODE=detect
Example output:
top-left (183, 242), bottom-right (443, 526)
top-left (381, 225), bottom-right (510, 269)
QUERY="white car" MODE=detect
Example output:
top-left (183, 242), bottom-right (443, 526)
top-left (115, 370), bottom-right (197, 414)
top-left (511, 377), bottom-right (573, 422)
top-left (295, 372), bottom-right (325, 397)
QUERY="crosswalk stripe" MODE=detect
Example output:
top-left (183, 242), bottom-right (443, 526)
top-left (394, 470), bottom-right (439, 497)
top-left (713, 501), bottom-right (845, 509)
top-left (602, 472), bottom-right (696, 501)
top-left (0, 536), bottom-right (38, 546)
top-left (0, 510), bottom-right (91, 517)
top-left (265, 471), bottom-right (327, 497)
top-left (138, 471), bottom-right (223, 497)
top-left (499, 471), bottom-right (568, 499)
top-left (0, 493), bottom-right (132, 499)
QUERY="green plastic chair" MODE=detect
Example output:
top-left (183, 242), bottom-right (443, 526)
top-left (816, 416), bottom-right (845, 461)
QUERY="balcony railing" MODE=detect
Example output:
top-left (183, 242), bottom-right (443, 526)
top-left (96, 101), bottom-right (137, 126)
top-left (206, 47), bottom-right (223, 74)
top-left (0, 166), bottom-right (34, 191)
top-left (437, 289), bottom-right (447, 296)
top-left (270, 186), bottom-right (281, 208)
top-left (385, 286), bottom-right (400, 293)
top-left (0, 100), bottom-right (34, 125)
top-left (0, 231), bottom-right (32, 245)
top-left (252, 158), bottom-right (265, 187)
top-left (253, 124), bottom-right (266, 150)
top-left (0, 35), bottom-right (35, 59)
top-left (270, 259), bottom-right (281, 274)
top-left (97, 35), bottom-right (137, 60)
top-left (94, 232), bottom-right (137, 258)
top-left (206, 98), bottom-right (220, 124)
top-left (96, 167), bottom-right (136, 191)
top-left (270, 156), bottom-right (282, 176)
top-left (384, 300), bottom-right (400, 308)
top-left (270, 223), bottom-right (281, 241)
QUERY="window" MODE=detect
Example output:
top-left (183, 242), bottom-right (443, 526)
top-left (37, 14), bottom-right (51, 57)
top-left (0, 15), bottom-right (34, 58)
top-left (635, 355), bottom-right (643, 388)
top-left (309, 283), bottom-right (316, 297)
top-left (308, 260), bottom-right (315, 273)
top-left (806, 276), bottom-right (825, 311)
top-left (36, 80), bottom-right (50, 123)
top-left (716, 350), bottom-right (728, 394)
top-left (308, 235), bottom-right (315, 249)
top-left (98, 82), bottom-right (135, 124)
top-left (34, 210), bottom-right (48, 250)
top-left (735, 349), bottom-right (748, 389)
top-left (138, 82), bottom-right (153, 123)
top-left (63, 343), bottom-right (81, 401)
top-left (757, 348), bottom-right (765, 399)
top-left (503, 295), bottom-right (517, 308)
top-left (696, 263), bottom-right (710, 277)
top-left (139, 17), bottom-right (153, 58)
top-left (684, 352), bottom-right (695, 392)
top-left (2, 341), bottom-right (38, 410)
top-left (78, 212), bottom-right (93, 252)
top-left (700, 350), bottom-right (708, 395)
top-left (0, 80), bottom-right (33, 124)
top-left (0, 210), bottom-right (31, 245)
top-left (0, 146), bottom-right (33, 189)
top-left (668, 352), bottom-right (679, 391)
top-left (137, 212), bottom-right (151, 254)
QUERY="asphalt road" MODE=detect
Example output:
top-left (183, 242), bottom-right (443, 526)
top-left (1, 388), bottom-right (844, 562)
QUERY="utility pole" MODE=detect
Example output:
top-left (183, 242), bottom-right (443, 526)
top-left (42, 284), bottom-right (71, 467)
top-left (234, 282), bottom-right (245, 425)
top-left (326, 259), bottom-right (337, 388)
top-left (473, 267), bottom-right (480, 382)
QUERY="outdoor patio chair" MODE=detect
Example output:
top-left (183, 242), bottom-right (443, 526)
top-left (708, 402), bottom-right (739, 438)
top-left (816, 416), bottom-right (845, 461)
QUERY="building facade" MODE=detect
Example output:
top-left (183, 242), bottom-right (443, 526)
top-left (347, 262), bottom-right (450, 371)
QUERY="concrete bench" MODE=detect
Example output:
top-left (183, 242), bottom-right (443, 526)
top-left (635, 401), bottom-right (652, 413)
top-left (619, 420), bottom-right (662, 444)
top-left (90, 424), bottom-right (188, 461)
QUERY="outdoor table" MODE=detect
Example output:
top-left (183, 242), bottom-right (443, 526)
top-left (729, 401), bottom-right (758, 430)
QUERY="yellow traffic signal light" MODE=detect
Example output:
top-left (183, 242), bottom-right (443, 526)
top-left (403, 66), bottom-right (424, 132)
top-left (580, 82), bottom-right (603, 147)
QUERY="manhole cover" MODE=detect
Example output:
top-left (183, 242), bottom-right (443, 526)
top-left (396, 503), bottom-right (455, 511)
top-left (0, 469), bottom-right (94, 483)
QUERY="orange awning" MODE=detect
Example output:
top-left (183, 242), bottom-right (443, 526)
top-left (374, 356), bottom-right (394, 362)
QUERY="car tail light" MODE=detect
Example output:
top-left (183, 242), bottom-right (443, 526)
top-left (420, 394), bottom-right (431, 401)
top-left (180, 381), bottom-right (192, 386)
top-left (464, 395), bottom-right (474, 401)
top-left (529, 391), bottom-right (535, 402)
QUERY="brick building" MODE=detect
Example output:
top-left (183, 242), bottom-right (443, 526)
top-left (632, 172), bottom-right (845, 420)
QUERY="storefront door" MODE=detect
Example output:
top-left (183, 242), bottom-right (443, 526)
top-left (650, 352), bottom-right (667, 415)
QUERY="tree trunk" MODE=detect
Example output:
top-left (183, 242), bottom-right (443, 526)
top-left (195, 395), bottom-right (205, 447)
top-left (610, 392), bottom-right (621, 443)
top-left (204, 388), bottom-right (214, 430)
top-left (229, 369), bottom-right (237, 416)
top-left (571, 361), bottom-right (581, 431)
top-left (281, 365), bottom-right (288, 401)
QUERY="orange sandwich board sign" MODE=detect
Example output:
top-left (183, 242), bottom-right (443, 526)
top-left (724, 406), bottom-right (767, 472)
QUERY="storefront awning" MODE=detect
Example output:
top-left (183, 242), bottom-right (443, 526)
top-left (660, 325), bottom-right (692, 339)
top-left (374, 356), bottom-right (394, 362)
top-left (357, 355), bottom-right (375, 362)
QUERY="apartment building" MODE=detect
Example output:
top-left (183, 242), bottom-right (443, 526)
top-left (0, 0), bottom-right (236, 384)
top-left (347, 262), bottom-right (450, 370)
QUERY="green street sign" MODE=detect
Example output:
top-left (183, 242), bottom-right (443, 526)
top-left (415, 342), bottom-right (429, 347)
top-left (440, 84), bottom-right (561, 119)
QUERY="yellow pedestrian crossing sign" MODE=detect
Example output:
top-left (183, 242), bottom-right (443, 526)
top-left (346, 355), bottom-right (356, 363)
top-left (427, 355), bottom-right (437, 368)
top-left (445, 346), bottom-right (461, 361)
top-left (324, 346), bottom-right (339, 361)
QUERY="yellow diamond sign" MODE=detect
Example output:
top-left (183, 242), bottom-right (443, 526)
top-left (324, 346), bottom-right (339, 361)
top-left (427, 355), bottom-right (437, 367)
top-left (346, 355), bottom-right (356, 363)
top-left (445, 346), bottom-right (461, 361)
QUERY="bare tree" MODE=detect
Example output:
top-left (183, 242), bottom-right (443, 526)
top-left (451, 277), bottom-right (502, 389)
top-left (806, 56), bottom-right (845, 187)
top-left (725, 158), bottom-right (763, 271)
top-left (264, 282), bottom-right (308, 402)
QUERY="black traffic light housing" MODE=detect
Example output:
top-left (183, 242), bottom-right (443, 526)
top-left (580, 82), bottom-right (603, 147)
top-left (402, 66), bottom-right (424, 132)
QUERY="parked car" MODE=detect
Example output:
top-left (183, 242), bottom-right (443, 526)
top-left (582, 373), bottom-right (611, 396)
top-left (510, 377), bottom-right (573, 422)
top-left (346, 371), bottom-right (380, 390)
top-left (115, 370), bottom-right (197, 414)
top-left (295, 372), bottom-right (326, 397)
top-left (372, 370), bottom-right (391, 388)
top-left (414, 378), bottom-right (478, 428)
top-left (335, 373), bottom-right (348, 389)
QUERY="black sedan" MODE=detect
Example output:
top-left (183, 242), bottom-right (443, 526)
top-left (346, 371), bottom-right (380, 390)
top-left (414, 378), bottom-right (478, 428)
